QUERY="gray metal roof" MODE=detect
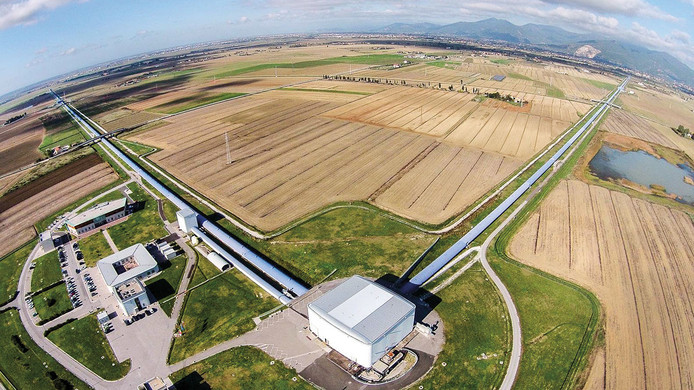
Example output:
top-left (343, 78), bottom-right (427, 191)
top-left (97, 243), bottom-right (157, 287)
top-left (68, 198), bottom-right (126, 227)
top-left (308, 276), bottom-right (415, 344)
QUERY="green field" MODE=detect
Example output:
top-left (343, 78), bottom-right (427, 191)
top-left (116, 138), bottom-right (157, 156)
top-left (106, 183), bottom-right (168, 249)
top-left (0, 309), bottom-right (87, 389)
top-left (581, 78), bottom-right (616, 90)
top-left (264, 207), bottom-right (437, 285)
top-left (168, 259), bottom-right (275, 363)
top-left (30, 252), bottom-right (63, 292)
top-left (490, 58), bottom-right (512, 65)
top-left (145, 255), bottom-right (187, 316)
top-left (170, 346), bottom-right (311, 389)
top-left (33, 284), bottom-right (72, 323)
top-left (417, 263), bottom-right (508, 388)
top-left (507, 72), bottom-right (533, 81)
top-left (149, 92), bottom-right (246, 114)
top-left (38, 111), bottom-right (86, 155)
top-left (78, 232), bottom-right (112, 267)
top-left (46, 315), bottom-right (131, 380)
top-left (213, 54), bottom-right (405, 78)
top-left (0, 240), bottom-right (36, 305)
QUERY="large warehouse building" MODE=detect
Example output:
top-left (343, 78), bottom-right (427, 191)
top-left (308, 276), bottom-right (416, 368)
top-left (66, 198), bottom-right (127, 236)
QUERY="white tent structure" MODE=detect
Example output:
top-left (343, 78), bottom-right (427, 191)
top-left (308, 276), bottom-right (415, 368)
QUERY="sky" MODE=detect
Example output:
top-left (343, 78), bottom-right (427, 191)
top-left (0, 0), bottom-right (693, 96)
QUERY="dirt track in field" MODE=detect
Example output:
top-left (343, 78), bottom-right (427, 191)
top-left (510, 179), bottom-right (694, 390)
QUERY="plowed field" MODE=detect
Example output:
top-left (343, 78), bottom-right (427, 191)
top-left (0, 157), bottom-right (117, 257)
top-left (510, 179), bottom-right (694, 389)
top-left (131, 89), bottom-right (522, 230)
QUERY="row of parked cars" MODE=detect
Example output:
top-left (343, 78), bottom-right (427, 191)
top-left (123, 307), bottom-right (157, 325)
top-left (83, 272), bottom-right (98, 297)
top-left (24, 293), bottom-right (37, 317)
top-left (65, 276), bottom-right (82, 308)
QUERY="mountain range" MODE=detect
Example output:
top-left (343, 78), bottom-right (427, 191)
top-left (373, 18), bottom-right (694, 87)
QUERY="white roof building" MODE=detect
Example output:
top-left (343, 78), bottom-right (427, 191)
top-left (97, 243), bottom-right (159, 315)
top-left (308, 276), bottom-right (415, 368)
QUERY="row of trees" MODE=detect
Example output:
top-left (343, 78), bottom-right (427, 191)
top-left (3, 112), bottom-right (26, 126)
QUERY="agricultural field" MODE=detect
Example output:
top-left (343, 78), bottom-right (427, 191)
top-left (618, 83), bottom-right (694, 159)
top-left (510, 179), bottom-right (694, 389)
top-left (130, 77), bottom-right (591, 229)
top-left (601, 108), bottom-right (679, 148)
top-left (0, 154), bottom-right (117, 257)
top-left (0, 107), bottom-right (47, 175)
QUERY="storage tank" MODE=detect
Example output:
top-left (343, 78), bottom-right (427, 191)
top-left (206, 252), bottom-right (231, 272)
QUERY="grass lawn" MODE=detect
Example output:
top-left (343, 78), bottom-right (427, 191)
top-left (116, 139), bottom-right (156, 156)
top-left (264, 207), bottom-right (437, 285)
top-left (32, 284), bottom-right (72, 324)
top-left (162, 199), bottom-right (178, 223)
top-left (150, 92), bottom-right (246, 114)
top-left (107, 183), bottom-right (168, 249)
top-left (0, 240), bottom-right (36, 305)
top-left (30, 252), bottom-right (63, 292)
top-left (489, 253), bottom-right (597, 389)
top-left (417, 263), bottom-right (508, 388)
top-left (0, 309), bottom-right (87, 389)
top-left (78, 232), bottom-right (113, 267)
top-left (46, 315), bottom-right (131, 380)
top-left (145, 255), bottom-right (187, 316)
top-left (170, 346), bottom-right (311, 390)
top-left (168, 259), bottom-right (276, 363)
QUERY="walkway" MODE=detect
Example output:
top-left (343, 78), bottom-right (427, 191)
top-left (102, 230), bottom-right (118, 253)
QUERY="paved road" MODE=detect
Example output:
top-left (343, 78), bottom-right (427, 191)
top-left (478, 203), bottom-right (526, 390)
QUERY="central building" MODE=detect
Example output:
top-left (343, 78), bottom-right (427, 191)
top-left (307, 276), bottom-right (416, 368)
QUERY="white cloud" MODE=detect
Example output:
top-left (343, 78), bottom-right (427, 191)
top-left (239, 16), bottom-right (249, 23)
top-left (0, 0), bottom-right (76, 30)
top-left (668, 30), bottom-right (690, 45)
top-left (540, 0), bottom-right (678, 21)
top-left (60, 47), bottom-right (75, 55)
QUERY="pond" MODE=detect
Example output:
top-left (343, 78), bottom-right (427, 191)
top-left (589, 144), bottom-right (694, 205)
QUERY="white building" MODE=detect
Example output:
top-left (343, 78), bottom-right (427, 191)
top-left (308, 276), bottom-right (416, 368)
top-left (176, 208), bottom-right (197, 234)
top-left (67, 198), bottom-right (127, 236)
top-left (97, 243), bottom-right (158, 315)
top-left (39, 230), bottom-right (54, 252)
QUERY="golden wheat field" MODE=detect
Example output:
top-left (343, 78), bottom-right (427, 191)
top-left (510, 179), bottom-right (694, 390)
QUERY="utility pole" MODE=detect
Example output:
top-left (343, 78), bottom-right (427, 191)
top-left (225, 132), bottom-right (232, 164)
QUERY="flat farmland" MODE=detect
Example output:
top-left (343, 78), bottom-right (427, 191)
top-left (0, 109), bottom-right (46, 175)
top-left (0, 158), bottom-right (117, 257)
top-left (601, 109), bottom-right (678, 148)
top-left (509, 179), bottom-right (694, 389)
top-left (325, 86), bottom-right (587, 159)
top-left (130, 87), bottom-right (523, 229)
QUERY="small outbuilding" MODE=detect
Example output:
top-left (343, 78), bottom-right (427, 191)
top-left (308, 276), bottom-right (415, 368)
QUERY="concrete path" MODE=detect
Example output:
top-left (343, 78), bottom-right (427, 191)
top-left (102, 230), bottom-right (118, 253)
top-left (479, 203), bottom-right (526, 390)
